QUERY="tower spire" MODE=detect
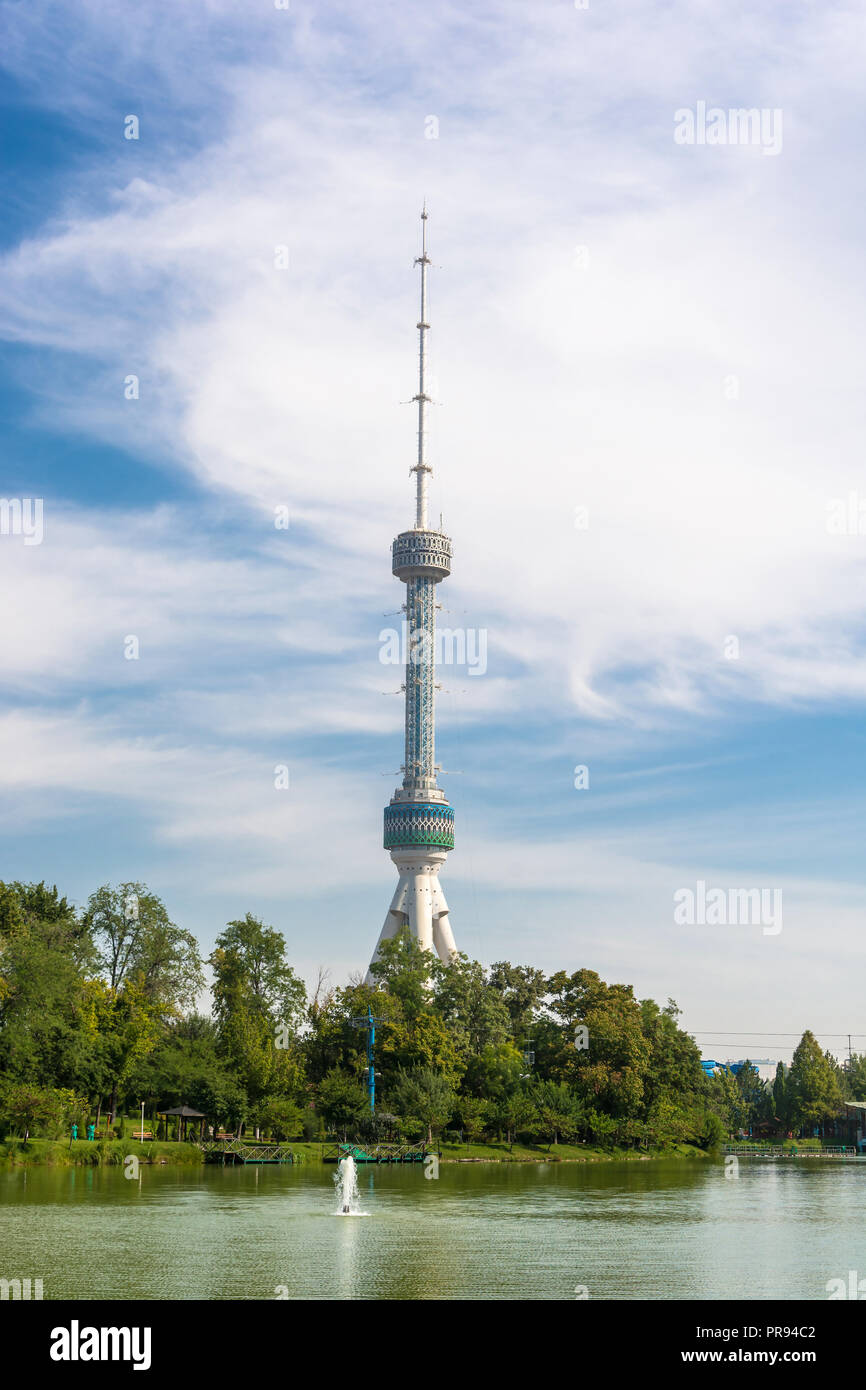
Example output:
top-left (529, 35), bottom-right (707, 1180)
top-left (411, 204), bottom-right (432, 530)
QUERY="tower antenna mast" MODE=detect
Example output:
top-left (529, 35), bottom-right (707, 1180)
top-left (412, 204), bottom-right (432, 530)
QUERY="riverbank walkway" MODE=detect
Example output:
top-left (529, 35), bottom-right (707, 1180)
top-left (724, 1144), bottom-right (865, 1161)
top-left (323, 1141), bottom-right (432, 1164)
top-left (198, 1139), bottom-right (295, 1165)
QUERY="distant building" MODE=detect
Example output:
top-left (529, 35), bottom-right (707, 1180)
top-left (701, 1058), bottom-right (778, 1083)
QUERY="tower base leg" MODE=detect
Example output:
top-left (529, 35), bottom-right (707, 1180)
top-left (432, 878), bottom-right (457, 964)
top-left (367, 851), bottom-right (457, 982)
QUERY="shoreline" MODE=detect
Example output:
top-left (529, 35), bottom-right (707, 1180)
top-left (0, 1137), bottom-right (711, 1169)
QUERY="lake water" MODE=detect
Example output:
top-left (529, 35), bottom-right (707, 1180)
top-left (1, 1158), bottom-right (863, 1300)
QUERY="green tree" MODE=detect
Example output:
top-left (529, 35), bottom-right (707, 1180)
top-left (527, 1080), bottom-right (582, 1148)
top-left (84, 883), bottom-right (202, 1017)
top-left (82, 977), bottom-right (160, 1125)
top-left (130, 1014), bottom-right (246, 1135)
top-left (490, 1088), bottom-right (534, 1148)
top-left (390, 1067), bottom-right (456, 1143)
top-left (638, 998), bottom-right (705, 1112)
top-left (432, 955), bottom-right (511, 1059)
top-left (488, 961), bottom-right (547, 1038)
top-left (369, 927), bottom-right (431, 1022)
top-left (788, 1031), bottom-right (842, 1133)
top-left (843, 1053), bottom-right (866, 1101)
top-left (707, 1065), bottom-right (748, 1136)
top-left (547, 969), bottom-right (649, 1116)
top-left (210, 915), bottom-right (307, 1127)
top-left (462, 1042), bottom-right (524, 1101)
top-left (253, 1095), bottom-right (305, 1141)
top-left (2, 1082), bottom-right (86, 1143)
top-left (0, 881), bottom-right (96, 1091)
top-left (736, 1062), bottom-right (771, 1129)
top-left (316, 1069), bottom-right (368, 1140)
top-left (211, 914), bottom-right (306, 1033)
top-left (772, 1062), bottom-right (790, 1129)
top-left (454, 1095), bottom-right (490, 1146)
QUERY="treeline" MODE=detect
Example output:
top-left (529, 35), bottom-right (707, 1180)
top-left (0, 880), bottom-right (858, 1149)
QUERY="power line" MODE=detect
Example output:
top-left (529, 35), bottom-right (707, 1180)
top-left (689, 1032), bottom-right (866, 1039)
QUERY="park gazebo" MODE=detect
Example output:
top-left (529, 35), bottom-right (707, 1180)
top-left (159, 1105), bottom-right (206, 1141)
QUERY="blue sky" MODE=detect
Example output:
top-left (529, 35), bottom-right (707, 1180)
top-left (2, 0), bottom-right (866, 1061)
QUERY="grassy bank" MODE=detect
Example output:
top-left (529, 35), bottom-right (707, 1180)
top-left (0, 1136), bottom-right (710, 1168)
top-left (0, 1138), bottom-right (203, 1167)
top-left (438, 1140), bottom-right (708, 1163)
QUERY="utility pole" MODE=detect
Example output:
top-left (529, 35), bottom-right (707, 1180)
top-left (349, 1007), bottom-right (385, 1112)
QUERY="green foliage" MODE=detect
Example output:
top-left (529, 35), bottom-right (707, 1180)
top-left (389, 1067), bottom-right (456, 1142)
top-left (368, 927), bottom-right (431, 1021)
top-left (700, 1111), bottom-right (727, 1149)
top-left (84, 882), bottom-right (203, 1016)
top-left (316, 1069), bottom-right (369, 1139)
top-left (788, 1031), bottom-right (843, 1130)
top-left (252, 1095), bottom-right (305, 1141)
top-left (453, 1095), bottom-right (490, 1145)
top-left (0, 1082), bottom-right (88, 1142)
top-left (736, 1061), bottom-right (771, 1125)
top-left (2, 876), bottom-right (851, 1158)
top-left (546, 969), bottom-right (649, 1115)
top-left (432, 954), bottom-right (511, 1058)
top-left (487, 962), bottom-right (547, 1038)
top-left (773, 1062), bottom-right (790, 1127)
top-left (707, 1065), bottom-right (749, 1134)
top-left (843, 1053), bottom-right (866, 1101)
top-left (209, 914), bottom-right (307, 1121)
top-left (211, 914), bottom-right (306, 1033)
top-left (526, 1080), bottom-right (584, 1147)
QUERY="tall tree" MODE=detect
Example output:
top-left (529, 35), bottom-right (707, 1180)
top-left (84, 883), bottom-right (202, 1017)
top-left (773, 1062), bottom-right (790, 1129)
top-left (639, 998), bottom-right (705, 1111)
top-left (210, 914), bottom-right (305, 1032)
top-left (735, 1061), bottom-right (771, 1128)
top-left (0, 881), bottom-right (96, 1090)
top-left (210, 915), bottom-right (306, 1128)
top-left (316, 1069), bottom-right (369, 1141)
top-left (432, 955), bottom-right (512, 1058)
top-left (390, 1067), bottom-right (456, 1143)
top-left (843, 1053), bottom-right (866, 1101)
top-left (488, 961), bottom-right (547, 1038)
top-left (547, 968), bottom-right (650, 1116)
top-left (788, 1031), bottom-right (842, 1132)
top-left (368, 927), bottom-right (431, 1022)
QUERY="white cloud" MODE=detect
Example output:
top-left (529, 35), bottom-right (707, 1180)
top-left (3, 3), bottom-right (866, 722)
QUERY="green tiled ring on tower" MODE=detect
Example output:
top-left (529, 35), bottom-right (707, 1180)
top-left (384, 801), bottom-right (454, 851)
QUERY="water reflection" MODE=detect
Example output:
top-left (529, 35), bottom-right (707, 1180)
top-left (0, 1159), bottom-right (863, 1300)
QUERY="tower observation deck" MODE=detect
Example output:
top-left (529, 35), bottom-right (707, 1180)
top-left (366, 210), bottom-right (458, 980)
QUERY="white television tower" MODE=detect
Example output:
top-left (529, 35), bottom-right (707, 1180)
top-left (366, 209), bottom-right (458, 981)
